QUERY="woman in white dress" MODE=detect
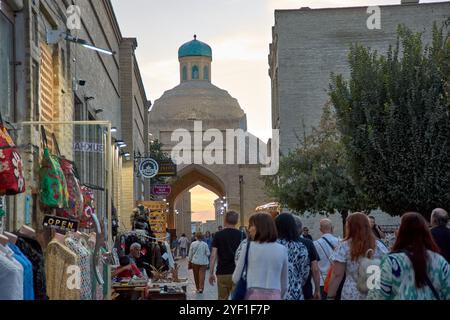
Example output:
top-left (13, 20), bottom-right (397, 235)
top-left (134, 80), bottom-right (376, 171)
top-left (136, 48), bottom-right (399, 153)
top-left (326, 212), bottom-right (388, 300)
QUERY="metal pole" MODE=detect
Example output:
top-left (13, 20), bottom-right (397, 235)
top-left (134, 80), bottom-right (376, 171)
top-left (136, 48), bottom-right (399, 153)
top-left (239, 175), bottom-right (244, 227)
top-left (106, 122), bottom-right (112, 300)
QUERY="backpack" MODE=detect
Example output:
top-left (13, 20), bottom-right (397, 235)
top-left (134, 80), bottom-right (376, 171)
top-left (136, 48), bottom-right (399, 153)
top-left (39, 128), bottom-right (68, 210)
top-left (356, 248), bottom-right (381, 294)
top-left (0, 112), bottom-right (25, 196)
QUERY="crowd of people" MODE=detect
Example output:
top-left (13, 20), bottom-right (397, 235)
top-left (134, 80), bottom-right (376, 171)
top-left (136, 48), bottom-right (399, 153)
top-left (170, 209), bottom-right (450, 300)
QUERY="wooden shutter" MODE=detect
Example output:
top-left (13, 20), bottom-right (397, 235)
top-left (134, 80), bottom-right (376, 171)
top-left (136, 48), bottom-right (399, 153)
top-left (39, 43), bottom-right (54, 151)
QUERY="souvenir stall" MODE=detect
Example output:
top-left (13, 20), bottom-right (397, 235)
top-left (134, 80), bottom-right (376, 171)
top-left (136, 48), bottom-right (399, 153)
top-left (111, 201), bottom-right (186, 300)
top-left (0, 120), bottom-right (115, 300)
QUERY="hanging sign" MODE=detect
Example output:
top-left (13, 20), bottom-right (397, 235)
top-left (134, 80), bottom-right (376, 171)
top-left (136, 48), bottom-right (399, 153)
top-left (152, 184), bottom-right (172, 196)
top-left (157, 160), bottom-right (177, 177)
top-left (73, 142), bottom-right (104, 153)
top-left (43, 215), bottom-right (79, 232)
top-left (139, 158), bottom-right (159, 179)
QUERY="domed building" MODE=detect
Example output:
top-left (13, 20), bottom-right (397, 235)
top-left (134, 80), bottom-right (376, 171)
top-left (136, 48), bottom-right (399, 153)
top-left (150, 36), bottom-right (272, 236)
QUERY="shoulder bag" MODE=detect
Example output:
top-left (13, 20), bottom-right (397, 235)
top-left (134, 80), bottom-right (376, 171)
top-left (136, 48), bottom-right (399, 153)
top-left (231, 241), bottom-right (250, 300)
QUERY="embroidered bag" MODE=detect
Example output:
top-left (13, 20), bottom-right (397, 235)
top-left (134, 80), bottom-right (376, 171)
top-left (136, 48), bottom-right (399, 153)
top-left (52, 134), bottom-right (83, 220)
top-left (39, 127), bottom-right (68, 210)
top-left (0, 111), bottom-right (25, 195)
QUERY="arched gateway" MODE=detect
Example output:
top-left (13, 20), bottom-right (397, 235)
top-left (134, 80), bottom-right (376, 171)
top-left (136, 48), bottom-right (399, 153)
top-left (149, 36), bottom-right (272, 234)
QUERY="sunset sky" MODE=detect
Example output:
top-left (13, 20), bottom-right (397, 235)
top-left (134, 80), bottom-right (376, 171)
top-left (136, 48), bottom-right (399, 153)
top-left (111, 0), bottom-right (443, 222)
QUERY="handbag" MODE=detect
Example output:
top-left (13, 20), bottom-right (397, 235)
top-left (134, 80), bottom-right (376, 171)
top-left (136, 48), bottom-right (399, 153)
top-left (39, 127), bottom-right (68, 210)
top-left (188, 242), bottom-right (200, 270)
top-left (231, 240), bottom-right (250, 300)
top-left (0, 111), bottom-right (25, 195)
top-left (320, 238), bottom-right (345, 299)
top-left (52, 134), bottom-right (84, 220)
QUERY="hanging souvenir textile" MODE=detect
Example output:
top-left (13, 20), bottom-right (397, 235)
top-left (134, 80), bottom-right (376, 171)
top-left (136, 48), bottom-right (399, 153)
top-left (39, 127), bottom-right (68, 210)
top-left (52, 134), bottom-right (84, 220)
top-left (80, 186), bottom-right (95, 229)
top-left (0, 111), bottom-right (25, 195)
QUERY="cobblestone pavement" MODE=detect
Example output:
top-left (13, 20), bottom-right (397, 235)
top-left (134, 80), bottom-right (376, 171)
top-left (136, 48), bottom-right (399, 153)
top-left (176, 256), bottom-right (218, 300)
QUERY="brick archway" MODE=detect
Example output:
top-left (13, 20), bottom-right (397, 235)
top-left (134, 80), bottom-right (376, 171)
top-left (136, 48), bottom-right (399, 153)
top-left (167, 165), bottom-right (226, 229)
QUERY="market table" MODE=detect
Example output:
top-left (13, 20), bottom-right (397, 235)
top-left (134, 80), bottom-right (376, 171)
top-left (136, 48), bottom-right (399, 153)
top-left (146, 279), bottom-right (189, 300)
top-left (112, 283), bottom-right (148, 300)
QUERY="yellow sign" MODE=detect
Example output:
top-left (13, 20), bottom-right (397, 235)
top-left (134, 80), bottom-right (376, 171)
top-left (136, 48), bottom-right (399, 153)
top-left (136, 201), bottom-right (167, 240)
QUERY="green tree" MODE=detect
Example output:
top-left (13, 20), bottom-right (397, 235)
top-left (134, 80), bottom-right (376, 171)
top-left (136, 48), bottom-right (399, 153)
top-left (265, 103), bottom-right (371, 231)
top-left (329, 24), bottom-right (450, 220)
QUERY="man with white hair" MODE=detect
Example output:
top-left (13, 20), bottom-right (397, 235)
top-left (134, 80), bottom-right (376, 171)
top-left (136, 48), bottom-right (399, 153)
top-left (128, 242), bottom-right (142, 265)
top-left (313, 218), bottom-right (339, 299)
top-left (431, 208), bottom-right (450, 263)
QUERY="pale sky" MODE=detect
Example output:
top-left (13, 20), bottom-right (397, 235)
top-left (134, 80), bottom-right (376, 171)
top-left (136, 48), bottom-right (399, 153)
top-left (111, 0), bottom-right (443, 221)
top-left (190, 185), bottom-right (218, 222)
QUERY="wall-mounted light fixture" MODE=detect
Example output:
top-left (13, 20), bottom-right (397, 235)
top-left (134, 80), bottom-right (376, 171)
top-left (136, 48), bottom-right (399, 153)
top-left (111, 127), bottom-right (118, 133)
top-left (47, 29), bottom-right (116, 55)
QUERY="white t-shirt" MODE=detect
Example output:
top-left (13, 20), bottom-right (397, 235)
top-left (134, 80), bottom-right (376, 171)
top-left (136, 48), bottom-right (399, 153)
top-left (232, 241), bottom-right (288, 298)
top-left (314, 234), bottom-right (340, 286)
top-left (178, 236), bottom-right (189, 249)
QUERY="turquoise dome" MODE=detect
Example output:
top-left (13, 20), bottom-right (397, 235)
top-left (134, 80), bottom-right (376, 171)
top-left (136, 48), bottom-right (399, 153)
top-left (178, 36), bottom-right (212, 58)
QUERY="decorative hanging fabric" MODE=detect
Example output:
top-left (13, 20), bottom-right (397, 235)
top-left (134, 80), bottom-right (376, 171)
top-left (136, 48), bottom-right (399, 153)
top-left (0, 112), bottom-right (25, 196)
top-left (52, 134), bottom-right (84, 220)
top-left (57, 158), bottom-right (84, 219)
top-left (39, 127), bottom-right (68, 210)
top-left (80, 186), bottom-right (95, 229)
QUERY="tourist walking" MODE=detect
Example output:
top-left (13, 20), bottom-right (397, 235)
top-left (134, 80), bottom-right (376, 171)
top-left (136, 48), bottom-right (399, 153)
top-left (314, 219), bottom-right (339, 299)
top-left (369, 212), bottom-right (450, 300)
top-left (369, 215), bottom-right (386, 240)
top-left (171, 235), bottom-right (179, 258)
top-left (178, 234), bottom-right (189, 259)
top-left (275, 213), bottom-right (310, 300)
top-left (232, 213), bottom-right (288, 300)
top-left (430, 208), bottom-right (450, 263)
top-left (302, 227), bottom-right (313, 240)
top-left (326, 212), bottom-right (388, 300)
top-left (209, 211), bottom-right (244, 300)
top-left (204, 231), bottom-right (213, 252)
top-left (188, 232), bottom-right (210, 294)
top-left (293, 215), bottom-right (321, 300)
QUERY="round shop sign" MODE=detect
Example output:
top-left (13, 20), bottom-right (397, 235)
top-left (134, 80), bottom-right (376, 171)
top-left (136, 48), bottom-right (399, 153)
top-left (139, 158), bottom-right (159, 179)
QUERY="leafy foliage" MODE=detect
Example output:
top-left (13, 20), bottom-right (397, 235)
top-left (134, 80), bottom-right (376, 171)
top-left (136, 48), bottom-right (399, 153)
top-left (329, 24), bottom-right (450, 219)
top-left (264, 103), bottom-right (371, 217)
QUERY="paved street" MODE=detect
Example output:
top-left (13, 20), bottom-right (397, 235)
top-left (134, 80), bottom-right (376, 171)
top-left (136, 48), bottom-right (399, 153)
top-left (175, 257), bottom-right (218, 300)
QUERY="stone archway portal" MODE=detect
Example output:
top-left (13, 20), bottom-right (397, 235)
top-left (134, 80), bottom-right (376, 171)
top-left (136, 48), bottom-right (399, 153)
top-left (167, 165), bottom-right (226, 229)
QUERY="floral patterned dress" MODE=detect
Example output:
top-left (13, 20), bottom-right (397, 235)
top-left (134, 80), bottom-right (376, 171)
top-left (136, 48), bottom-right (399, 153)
top-left (277, 239), bottom-right (310, 300)
top-left (368, 251), bottom-right (450, 300)
top-left (330, 240), bottom-right (388, 300)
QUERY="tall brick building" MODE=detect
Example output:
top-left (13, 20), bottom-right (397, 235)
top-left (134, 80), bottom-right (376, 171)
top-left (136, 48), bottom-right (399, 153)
top-left (269, 0), bottom-right (450, 155)
top-left (0, 0), bottom-right (150, 234)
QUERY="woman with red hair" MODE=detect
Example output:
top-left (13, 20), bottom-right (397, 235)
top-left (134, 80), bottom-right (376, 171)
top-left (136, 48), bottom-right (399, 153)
top-left (326, 212), bottom-right (388, 300)
top-left (370, 212), bottom-right (450, 300)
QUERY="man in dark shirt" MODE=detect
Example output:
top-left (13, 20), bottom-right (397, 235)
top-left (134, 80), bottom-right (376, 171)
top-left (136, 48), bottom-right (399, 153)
top-left (431, 208), bottom-right (450, 263)
top-left (293, 215), bottom-right (321, 300)
top-left (209, 211), bottom-right (244, 300)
